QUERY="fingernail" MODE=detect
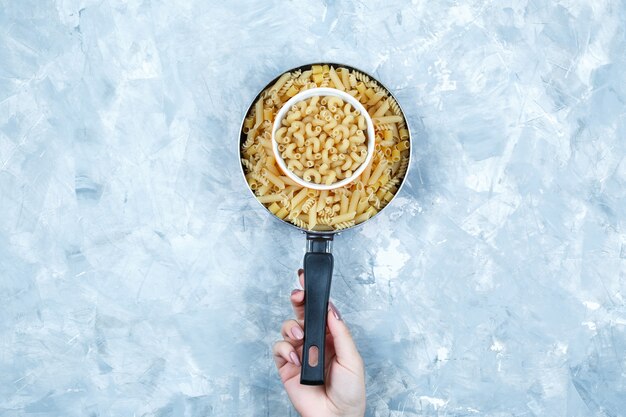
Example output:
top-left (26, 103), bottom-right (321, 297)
top-left (291, 326), bottom-right (304, 340)
top-left (329, 301), bottom-right (342, 321)
top-left (289, 351), bottom-right (301, 366)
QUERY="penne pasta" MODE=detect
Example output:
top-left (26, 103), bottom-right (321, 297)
top-left (328, 67), bottom-right (345, 91)
top-left (330, 211), bottom-right (356, 225)
top-left (372, 115), bottom-right (403, 124)
top-left (257, 194), bottom-right (285, 204)
top-left (308, 200), bottom-right (318, 230)
top-left (367, 159), bottom-right (388, 186)
top-left (373, 99), bottom-right (389, 117)
top-left (262, 169), bottom-right (286, 190)
top-left (340, 194), bottom-right (349, 215)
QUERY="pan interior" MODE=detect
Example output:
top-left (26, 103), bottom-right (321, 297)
top-left (239, 63), bottom-right (412, 234)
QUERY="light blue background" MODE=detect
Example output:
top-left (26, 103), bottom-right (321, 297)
top-left (1, 0), bottom-right (625, 415)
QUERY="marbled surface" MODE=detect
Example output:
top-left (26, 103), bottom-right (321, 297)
top-left (1, 0), bottom-right (625, 415)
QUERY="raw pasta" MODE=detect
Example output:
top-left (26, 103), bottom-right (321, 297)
top-left (241, 65), bottom-right (410, 231)
top-left (277, 95), bottom-right (368, 186)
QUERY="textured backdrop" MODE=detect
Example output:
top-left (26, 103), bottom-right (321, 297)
top-left (1, 0), bottom-right (625, 415)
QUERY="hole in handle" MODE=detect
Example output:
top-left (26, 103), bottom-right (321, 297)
top-left (308, 346), bottom-right (319, 367)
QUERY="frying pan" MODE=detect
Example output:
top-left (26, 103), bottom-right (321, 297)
top-left (238, 63), bottom-right (412, 385)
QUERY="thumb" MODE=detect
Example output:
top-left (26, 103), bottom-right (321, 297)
top-left (327, 301), bottom-right (363, 371)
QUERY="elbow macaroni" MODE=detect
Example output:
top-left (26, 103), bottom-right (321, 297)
top-left (278, 95), bottom-right (367, 186)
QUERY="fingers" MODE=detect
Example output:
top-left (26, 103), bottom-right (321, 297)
top-left (291, 269), bottom-right (305, 320)
top-left (290, 289), bottom-right (305, 321)
top-left (280, 319), bottom-right (304, 344)
top-left (297, 268), bottom-right (304, 288)
top-left (287, 269), bottom-right (361, 372)
top-left (273, 340), bottom-right (301, 368)
top-left (326, 301), bottom-right (363, 372)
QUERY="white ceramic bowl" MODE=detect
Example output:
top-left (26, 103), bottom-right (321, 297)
top-left (271, 87), bottom-right (376, 191)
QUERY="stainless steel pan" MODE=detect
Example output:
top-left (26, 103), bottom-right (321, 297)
top-left (238, 62), bottom-right (412, 385)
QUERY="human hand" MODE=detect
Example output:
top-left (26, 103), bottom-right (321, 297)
top-left (273, 269), bottom-right (366, 417)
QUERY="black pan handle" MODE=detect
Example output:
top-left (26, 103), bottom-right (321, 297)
top-left (300, 233), bottom-right (334, 385)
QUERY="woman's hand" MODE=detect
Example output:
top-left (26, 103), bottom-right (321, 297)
top-left (273, 269), bottom-right (366, 417)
